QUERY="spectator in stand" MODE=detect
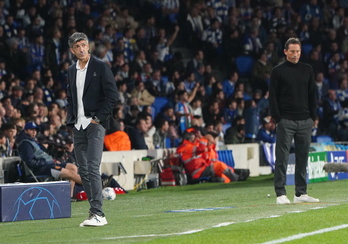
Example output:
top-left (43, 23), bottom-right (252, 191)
top-left (143, 15), bottom-right (157, 45)
top-left (141, 112), bottom-right (156, 149)
top-left (252, 52), bottom-right (273, 94)
top-left (203, 6), bottom-right (222, 29)
top-left (239, 0), bottom-right (253, 22)
top-left (222, 71), bottom-right (238, 98)
top-left (307, 49), bottom-right (325, 77)
top-left (43, 28), bottom-right (63, 79)
top-left (256, 116), bottom-right (276, 143)
top-left (1, 123), bottom-right (17, 156)
top-left (322, 89), bottom-right (341, 139)
top-left (185, 6), bottom-right (204, 48)
top-left (42, 76), bottom-right (55, 106)
top-left (155, 26), bottom-right (180, 62)
top-left (299, 0), bottom-right (322, 23)
top-left (3, 37), bottom-right (27, 80)
top-left (129, 50), bottom-right (147, 77)
top-left (337, 99), bottom-right (348, 141)
top-left (153, 117), bottom-right (169, 149)
top-left (128, 117), bottom-right (148, 150)
top-left (104, 119), bottom-right (131, 152)
top-left (131, 80), bottom-right (155, 107)
top-left (10, 85), bottom-right (23, 108)
top-left (191, 97), bottom-right (204, 122)
top-left (122, 28), bottom-right (138, 63)
top-left (336, 77), bottom-right (348, 104)
top-left (117, 80), bottom-right (131, 106)
top-left (186, 49), bottom-right (205, 75)
top-left (221, 27), bottom-right (243, 72)
top-left (315, 72), bottom-right (329, 115)
top-left (203, 100), bottom-right (223, 125)
top-left (223, 98), bottom-right (237, 124)
top-left (322, 0), bottom-right (339, 29)
top-left (124, 105), bottom-right (140, 128)
top-left (327, 52), bottom-right (342, 88)
top-left (201, 18), bottom-right (223, 66)
top-left (0, 59), bottom-right (8, 81)
top-left (148, 49), bottom-right (165, 74)
top-left (336, 16), bottom-right (348, 45)
top-left (140, 63), bottom-right (152, 82)
top-left (28, 32), bottom-right (45, 72)
top-left (243, 99), bottom-right (260, 142)
top-left (213, 120), bottom-right (225, 148)
top-left (146, 69), bottom-right (165, 97)
top-left (225, 122), bottom-right (245, 145)
top-left (243, 27), bottom-right (263, 58)
top-left (55, 89), bottom-right (68, 108)
top-left (134, 27), bottom-right (150, 54)
top-left (175, 90), bottom-right (193, 135)
top-left (115, 6), bottom-right (139, 33)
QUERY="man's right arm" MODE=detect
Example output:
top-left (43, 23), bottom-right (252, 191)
top-left (269, 68), bottom-right (281, 123)
top-left (19, 141), bottom-right (51, 168)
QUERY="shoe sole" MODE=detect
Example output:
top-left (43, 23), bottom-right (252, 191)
top-left (294, 200), bottom-right (319, 203)
top-left (79, 223), bottom-right (107, 227)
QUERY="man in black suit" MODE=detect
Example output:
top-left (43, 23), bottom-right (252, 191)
top-left (66, 32), bottom-right (118, 227)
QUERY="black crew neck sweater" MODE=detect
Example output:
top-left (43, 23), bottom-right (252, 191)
top-left (269, 60), bottom-right (317, 122)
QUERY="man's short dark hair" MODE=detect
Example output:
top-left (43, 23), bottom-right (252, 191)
top-left (68, 32), bottom-right (88, 48)
top-left (284, 37), bottom-right (301, 50)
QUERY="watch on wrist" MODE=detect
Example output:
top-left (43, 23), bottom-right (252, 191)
top-left (93, 116), bottom-right (100, 124)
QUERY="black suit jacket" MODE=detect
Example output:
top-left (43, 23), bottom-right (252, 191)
top-left (66, 55), bottom-right (119, 129)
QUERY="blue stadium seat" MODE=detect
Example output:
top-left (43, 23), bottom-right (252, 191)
top-left (222, 123), bottom-right (231, 133)
top-left (235, 55), bottom-right (255, 77)
top-left (316, 135), bottom-right (333, 143)
top-left (218, 150), bottom-right (235, 168)
top-left (301, 44), bottom-right (313, 56)
top-left (152, 97), bottom-right (169, 117)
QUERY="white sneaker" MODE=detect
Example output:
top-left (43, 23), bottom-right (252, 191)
top-left (294, 194), bottom-right (319, 203)
top-left (276, 195), bottom-right (291, 204)
top-left (79, 213), bottom-right (108, 227)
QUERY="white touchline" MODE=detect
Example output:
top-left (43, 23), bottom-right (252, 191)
top-left (101, 205), bottom-right (339, 241)
top-left (261, 224), bottom-right (348, 244)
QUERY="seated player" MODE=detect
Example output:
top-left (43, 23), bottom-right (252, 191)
top-left (16, 122), bottom-right (82, 197)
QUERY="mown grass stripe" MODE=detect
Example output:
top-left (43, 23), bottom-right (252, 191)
top-left (261, 224), bottom-right (348, 244)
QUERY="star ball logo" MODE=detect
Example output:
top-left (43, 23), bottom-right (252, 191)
top-left (11, 187), bottom-right (62, 221)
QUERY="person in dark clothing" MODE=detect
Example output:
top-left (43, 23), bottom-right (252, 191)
top-left (269, 37), bottom-right (319, 205)
top-left (128, 117), bottom-right (148, 150)
top-left (16, 122), bottom-right (82, 197)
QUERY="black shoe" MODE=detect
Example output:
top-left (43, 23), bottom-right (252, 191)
top-left (102, 174), bottom-right (114, 189)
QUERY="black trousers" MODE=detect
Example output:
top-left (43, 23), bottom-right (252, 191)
top-left (274, 118), bottom-right (313, 197)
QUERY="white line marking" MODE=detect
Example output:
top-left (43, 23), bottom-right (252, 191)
top-left (213, 222), bottom-right (235, 227)
top-left (101, 204), bottom-right (341, 241)
top-left (103, 229), bottom-right (204, 240)
top-left (261, 224), bottom-right (348, 244)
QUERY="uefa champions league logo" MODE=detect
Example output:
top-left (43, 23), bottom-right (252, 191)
top-left (11, 187), bottom-right (62, 221)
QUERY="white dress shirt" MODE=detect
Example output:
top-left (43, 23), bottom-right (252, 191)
top-left (74, 58), bottom-right (92, 130)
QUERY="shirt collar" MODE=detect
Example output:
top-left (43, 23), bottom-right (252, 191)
top-left (75, 55), bottom-right (91, 71)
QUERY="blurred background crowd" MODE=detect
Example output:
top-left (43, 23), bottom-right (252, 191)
top-left (0, 0), bottom-right (348, 159)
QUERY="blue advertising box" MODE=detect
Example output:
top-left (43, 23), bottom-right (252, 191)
top-left (0, 181), bottom-right (71, 222)
top-left (326, 151), bottom-right (348, 181)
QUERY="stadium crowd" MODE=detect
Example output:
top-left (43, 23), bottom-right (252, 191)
top-left (0, 0), bottom-right (347, 161)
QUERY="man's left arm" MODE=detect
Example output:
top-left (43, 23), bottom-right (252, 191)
top-left (308, 66), bottom-right (317, 121)
top-left (96, 63), bottom-right (119, 122)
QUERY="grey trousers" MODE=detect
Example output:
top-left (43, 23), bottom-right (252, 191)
top-left (73, 123), bottom-right (105, 216)
top-left (274, 118), bottom-right (313, 197)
